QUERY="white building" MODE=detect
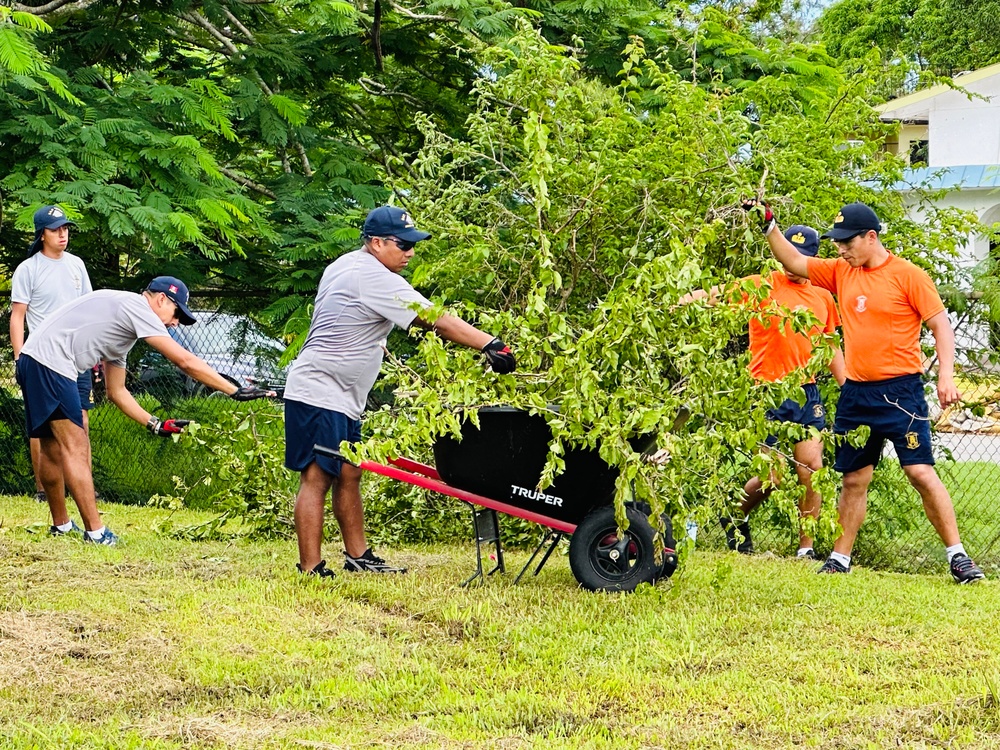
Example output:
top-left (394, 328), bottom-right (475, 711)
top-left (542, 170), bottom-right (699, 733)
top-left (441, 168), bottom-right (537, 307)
top-left (877, 62), bottom-right (1000, 264)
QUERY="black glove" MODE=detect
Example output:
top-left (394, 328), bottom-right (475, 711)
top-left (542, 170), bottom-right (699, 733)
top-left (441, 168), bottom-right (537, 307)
top-left (741, 198), bottom-right (776, 236)
top-left (482, 337), bottom-right (516, 374)
top-left (147, 416), bottom-right (190, 437)
top-left (231, 385), bottom-right (271, 401)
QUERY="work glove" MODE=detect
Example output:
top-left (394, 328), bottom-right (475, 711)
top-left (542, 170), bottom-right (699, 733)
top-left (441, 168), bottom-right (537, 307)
top-left (741, 198), bottom-right (776, 236)
top-left (482, 337), bottom-right (516, 374)
top-left (147, 416), bottom-right (190, 437)
top-left (231, 385), bottom-right (272, 401)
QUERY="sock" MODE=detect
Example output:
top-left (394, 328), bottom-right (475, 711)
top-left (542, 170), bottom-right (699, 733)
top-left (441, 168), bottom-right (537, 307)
top-left (55, 521), bottom-right (74, 533)
top-left (946, 543), bottom-right (966, 563)
top-left (86, 527), bottom-right (106, 540)
top-left (796, 547), bottom-right (814, 557)
top-left (829, 551), bottom-right (851, 568)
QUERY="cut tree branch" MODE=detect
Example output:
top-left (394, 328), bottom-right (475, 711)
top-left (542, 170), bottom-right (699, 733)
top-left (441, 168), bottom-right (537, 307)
top-left (219, 167), bottom-right (277, 199)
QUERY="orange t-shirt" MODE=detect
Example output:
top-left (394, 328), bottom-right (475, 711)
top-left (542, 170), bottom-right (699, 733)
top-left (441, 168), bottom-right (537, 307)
top-left (806, 254), bottom-right (944, 382)
top-left (742, 271), bottom-right (840, 383)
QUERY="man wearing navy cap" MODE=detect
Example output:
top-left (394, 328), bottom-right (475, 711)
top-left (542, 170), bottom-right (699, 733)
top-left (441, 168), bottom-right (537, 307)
top-left (680, 225), bottom-right (845, 557)
top-left (11, 205), bottom-right (95, 507)
top-left (16, 276), bottom-right (272, 545)
top-left (285, 205), bottom-right (516, 577)
top-left (747, 199), bottom-right (985, 583)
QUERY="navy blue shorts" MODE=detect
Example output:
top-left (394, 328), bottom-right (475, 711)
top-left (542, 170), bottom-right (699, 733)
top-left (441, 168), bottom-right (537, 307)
top-left (15, 355), bottom-right (86, 438)
top-left (763, 383), bottom-right (826, 447)
top-left (284, 399), bottom-right (362, 478)
top-left (77, 370), bottom-right (94, 411)
top-left (834, 373), bottom-right (934, 473)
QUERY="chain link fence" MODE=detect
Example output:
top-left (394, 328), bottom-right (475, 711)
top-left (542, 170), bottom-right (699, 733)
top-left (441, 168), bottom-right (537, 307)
top-left (0, 293), bottom-right (287, 506)
top-left (3, 292), bottom-right (1000, 575)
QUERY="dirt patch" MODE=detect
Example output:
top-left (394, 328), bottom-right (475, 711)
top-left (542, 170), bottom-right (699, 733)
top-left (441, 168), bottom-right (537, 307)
top-left (137, 712), bottom-right (312, 748)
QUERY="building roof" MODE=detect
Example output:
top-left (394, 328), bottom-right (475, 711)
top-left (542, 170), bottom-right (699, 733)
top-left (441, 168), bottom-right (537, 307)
top-left (891, 165), bottom-right (1000, 192)
top-left (876, 62), bottom-right (1000, 122)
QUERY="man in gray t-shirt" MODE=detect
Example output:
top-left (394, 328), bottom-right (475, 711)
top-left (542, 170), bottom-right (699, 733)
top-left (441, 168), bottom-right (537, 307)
top-left (10, 205), bottom-right (95, 503)
top-left (17, 276), bottom-right (272, 545)
top-left (285, 206), bottom-right (516, 578)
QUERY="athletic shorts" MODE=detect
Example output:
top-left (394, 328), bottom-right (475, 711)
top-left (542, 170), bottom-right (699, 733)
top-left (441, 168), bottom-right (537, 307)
top-left (284, 398), bottom-right (362, 478)
top-left (834, 373), bottom-right (933, 473)
top-left (763, 383), bottom-right (826, 448)
top-left (15, 355), bottom-right (86, 438)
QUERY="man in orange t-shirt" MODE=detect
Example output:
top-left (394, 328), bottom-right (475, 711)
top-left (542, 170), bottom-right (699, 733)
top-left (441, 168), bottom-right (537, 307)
top-left (680, 225), bottom-right (846, 558)
top-left (748, 200), bottom-right (984, 583)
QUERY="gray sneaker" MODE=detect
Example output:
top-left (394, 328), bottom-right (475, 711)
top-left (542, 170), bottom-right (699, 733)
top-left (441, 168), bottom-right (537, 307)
top-left (49, 520), bottom-right (83, 536)
top-left (343, 549), bottom-right (407, 574)
top-left (82, 527), bottom-right (119, 546)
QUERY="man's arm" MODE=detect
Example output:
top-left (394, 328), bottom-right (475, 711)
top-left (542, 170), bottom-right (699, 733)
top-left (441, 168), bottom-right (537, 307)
top-left (412, 313), bottom-right (493, 350)
top-left (924, 311), bottom-right (960, 407)
top-left (828, 348), bottom-right (846, 387)
top-left (743, 201), bottom-right (810, 278)
top-left (144, 335), bottom-right (240, 396)
top-left (104, 362), bottom-right (155, 425)
top-left (10, 302), bottom-right (27, 360)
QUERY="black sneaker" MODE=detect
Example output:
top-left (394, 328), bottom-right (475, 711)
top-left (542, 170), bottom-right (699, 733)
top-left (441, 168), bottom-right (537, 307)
top-left (343, 549), bottom-right (407, 574)
top-left (949, 553), bottom-right (985, 584)
top-left (297, 559), bottom-right (336, 578)
top-left (49, 520), bottom-right (83, 536)
top-left (796, 549), bottom-right (817, 560)
top-left (34, 491), bottom-right (47, 504)
top-left (719, 517), bottom-right (754, 554)
top-left (817, 557), bottom-right (850, 574)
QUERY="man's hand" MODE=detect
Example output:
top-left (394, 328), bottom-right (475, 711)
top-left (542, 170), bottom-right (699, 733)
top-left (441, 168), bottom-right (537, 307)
top-left (937, 375), bottom-right (961, 409)
top-left (741, 198), bottom-right (776, 236)
top-left (482, 338), bottom-right (516, 374)
top-left (231, 385), bottom-right (275, 401)
top-left (147, 416), bottom-right (190, 437)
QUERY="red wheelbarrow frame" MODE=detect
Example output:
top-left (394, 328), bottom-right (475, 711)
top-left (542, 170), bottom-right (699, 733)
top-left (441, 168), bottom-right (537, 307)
top-left (316, 447), bottom-right (575, 586)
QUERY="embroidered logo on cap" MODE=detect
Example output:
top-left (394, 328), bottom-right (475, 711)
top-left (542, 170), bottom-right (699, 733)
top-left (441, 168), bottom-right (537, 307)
top-left (400, 212), bottom-right (414, 228)
top-left (168, 284), bottom-right (179, 294)
top-left (791, 232), bottom-right (806, 244)
top-left (48, 207), bottom-right (64, 218)
top-left (834, 212), bottom-right (844, 224)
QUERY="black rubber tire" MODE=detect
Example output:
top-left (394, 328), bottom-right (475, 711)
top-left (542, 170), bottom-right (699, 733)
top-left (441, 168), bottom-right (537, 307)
top-left (629, 501), bottom-right (678, 580)
top-left (569, 505), bottom-right (659, 592)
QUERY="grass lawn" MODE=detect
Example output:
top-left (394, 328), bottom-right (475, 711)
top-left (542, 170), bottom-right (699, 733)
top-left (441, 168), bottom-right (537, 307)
top-left (3, 496), bottom-right (1000, 749)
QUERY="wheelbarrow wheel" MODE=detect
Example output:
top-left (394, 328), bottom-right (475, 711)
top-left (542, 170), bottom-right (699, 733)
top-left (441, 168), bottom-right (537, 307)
top-left (569, 505), bottom-right (659, 592)
top-left (628, 501), bottom-right (678, 580)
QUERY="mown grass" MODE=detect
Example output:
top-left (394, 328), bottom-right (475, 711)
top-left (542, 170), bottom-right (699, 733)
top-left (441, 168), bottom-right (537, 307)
top-left (3, 496), bottom-right (1000, 749)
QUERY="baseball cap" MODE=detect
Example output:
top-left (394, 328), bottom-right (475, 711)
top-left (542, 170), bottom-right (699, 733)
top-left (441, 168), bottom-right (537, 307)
top-left (783, 225), bottom-right (819, 257)
top-left (362, 206), bottom-right (431, 243)
top-left (820, 202), bottom-right (881, 241)
top-left (145, 276), bottom-right (197, 326)
top-left (28, 205), bottom-right (75, 256)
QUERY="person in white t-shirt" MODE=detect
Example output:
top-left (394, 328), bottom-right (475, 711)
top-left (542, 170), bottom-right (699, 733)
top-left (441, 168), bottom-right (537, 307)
top-left (284, 206), bottom-right (516, 578)
top-left (16, 277), bottom-right (273, 545)
top-left (10, 205), bottom-right (94, 504)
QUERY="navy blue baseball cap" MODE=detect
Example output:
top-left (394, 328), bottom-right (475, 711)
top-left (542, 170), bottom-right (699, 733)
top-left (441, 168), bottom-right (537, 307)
top-left (28, 205), bottom-right (75, 256)
top-left (783, 225), bottom-right (820, 257)
top-left (821, 202), bottom-right (881, 241)
top-left (362, 206), bottom-right (431, 243)
top-left (146, 276), bottom-right (197, 325)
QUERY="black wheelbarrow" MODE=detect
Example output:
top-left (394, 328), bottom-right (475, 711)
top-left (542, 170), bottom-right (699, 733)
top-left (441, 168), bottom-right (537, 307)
top-left (316, 406), bottom-right (681, 592)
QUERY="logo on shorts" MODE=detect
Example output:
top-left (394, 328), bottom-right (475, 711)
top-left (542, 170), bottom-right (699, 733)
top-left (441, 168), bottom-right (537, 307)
top-left (905, 431), bottom-right (920, 449)
top-left (855, 295), bottom-right (867, 313)
top-left (813, 404), bottom-right (824, 418)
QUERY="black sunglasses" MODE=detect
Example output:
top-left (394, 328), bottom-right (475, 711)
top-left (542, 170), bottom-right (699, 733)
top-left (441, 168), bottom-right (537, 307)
top-left (384, 236), bottom-right (415, 252)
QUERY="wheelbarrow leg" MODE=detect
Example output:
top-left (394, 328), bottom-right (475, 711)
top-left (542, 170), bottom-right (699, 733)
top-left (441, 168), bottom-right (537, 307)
top-left (462, 505), bottom-right (505, 587)
top-left (514, 531), bottom-right (564, 584)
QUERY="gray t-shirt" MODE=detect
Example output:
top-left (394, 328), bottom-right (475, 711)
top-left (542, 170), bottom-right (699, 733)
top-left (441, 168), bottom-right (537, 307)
top-left (284, 249), bottom-right (431, 419)
top-left (21, 290), bottom-right (169, 379)
top-left (11, 251), bottom-right (93, 332)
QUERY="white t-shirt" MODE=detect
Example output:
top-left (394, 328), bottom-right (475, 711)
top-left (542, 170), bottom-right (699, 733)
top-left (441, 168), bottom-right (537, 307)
top-left (21, 290), bottom-right (169, 379)
top-left (11, 251), bottom-right (93, 332)
top-left (284, 249), bottom-right (431, 419)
